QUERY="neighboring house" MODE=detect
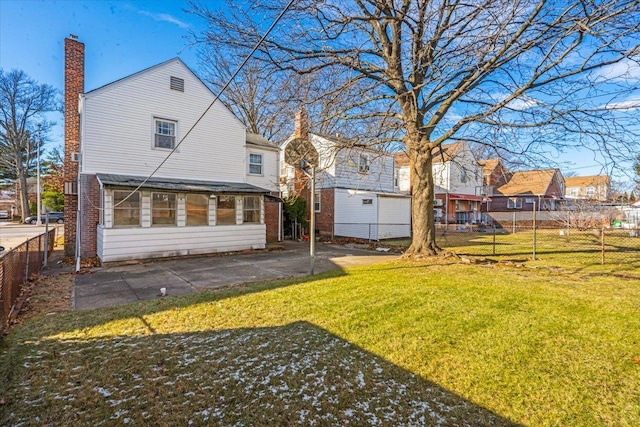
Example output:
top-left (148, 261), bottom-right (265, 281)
top-left (564, 175), bottom-right (611, 202)
top-left (395, 142), bottom-right (484, 224)
top-left (280, 109), bottom-right (411, 240)
top-left (63, 37), bottom-right (279, 263)
top-left (488, 169), bottom-right (565, 212)
top-left (478, 158), bottom-right (511, 194)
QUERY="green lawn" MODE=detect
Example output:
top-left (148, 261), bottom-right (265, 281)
top-left (2, 258), bottom-right (639, 426)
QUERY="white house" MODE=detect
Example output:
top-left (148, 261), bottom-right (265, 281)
top-left (395, 142), bottom-right (484, 224)
top-left (64, 37), bottom-right (279, 263)
top-left (280, 110), bottom-right (411, 240)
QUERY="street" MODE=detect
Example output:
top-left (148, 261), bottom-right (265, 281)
top-left (0, 221), bottom-right (61, 252)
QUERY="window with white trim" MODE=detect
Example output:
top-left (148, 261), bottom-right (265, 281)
top-left (586, 186), bottom-right (595, 196)
top-left (113, 190), bottom-right (140, 227)
top-left (569, 187), bottom-right (579, 197)
top-left (186, 194), bottom-right (208, 226)
top-left (314, 191), bottom-right (321, 212)
top-left (152, 192), bottom-right (177, 226)
top-left (249, 153), bottom-right (263, 175)
top-left (154, 118), bottom-right (176, 149)
top-left (217, 195), bottom-right (236, 225)
top-left (359, 155), bottom-right (370, 173)
top-left (243, 195), bottom-right (261, 223)
top-left (507, 197), bottom-right (523, 209)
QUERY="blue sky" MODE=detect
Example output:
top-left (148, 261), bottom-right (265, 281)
top-left (1, 0), bottom-right (208, 149)
top-left (0, 0), bottom-right (633, 183)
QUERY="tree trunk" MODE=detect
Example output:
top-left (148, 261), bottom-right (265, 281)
top-left (17, 163), bottom-right (30, 221)
top-left (403, 147), bottom-right (440, 257)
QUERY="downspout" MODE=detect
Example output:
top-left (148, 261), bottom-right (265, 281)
top-left (75, 94), bottom-right (84, 272)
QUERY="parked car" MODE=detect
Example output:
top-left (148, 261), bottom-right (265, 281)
top-left (24, 212), bottom-right (64, 224)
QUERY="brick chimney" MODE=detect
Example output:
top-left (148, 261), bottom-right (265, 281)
top-left (64, 35), bottom-right (84, 257)
top-left (294, 108), bottom-right (308, 140)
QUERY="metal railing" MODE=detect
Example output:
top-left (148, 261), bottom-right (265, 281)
top-left (0, 228), bottom-right (56, 330)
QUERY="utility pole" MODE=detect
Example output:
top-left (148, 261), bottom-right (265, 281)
top-left (36, 125), bottom-right (42, 226)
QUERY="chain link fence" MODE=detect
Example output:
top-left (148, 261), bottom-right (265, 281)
top-left (0, 228), bottom-right (56, 330)
top-left (434, 224), bottom-right (640, 265)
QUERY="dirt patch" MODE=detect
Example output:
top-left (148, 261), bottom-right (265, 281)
top-left (8, 273), bottom-right (74, 328)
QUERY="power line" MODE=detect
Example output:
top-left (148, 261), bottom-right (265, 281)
top-left (111, 0), bottom-right (296, 208)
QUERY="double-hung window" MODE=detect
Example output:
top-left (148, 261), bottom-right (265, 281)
top-left (243, 196), bottom-right (261, 223)
top-left (113, 190), bottom-right (140, 226)
top-left (507, 197), bottom-right (523, 209)
top-left (186, 194), bottom-right (208, 226)
top-left (154, 118), bottom-right (176, 149)
top-left (249, 153), bottom-right (263, 175)
top-left (152, 192), bottom-right (176, 226)
top-left (217, 195), bottom-right (236, 225)
top-left (359, 155), bottom-right (370, 173)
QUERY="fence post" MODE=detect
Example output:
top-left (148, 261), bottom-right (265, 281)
top-left (368, 223), bottom-right (372, 242)
top-left (532, 201), bottom-right (537, 261)
top-left (492, 223), bottom-right (496, 256)
top-left (24, 238), bottom-right (29, 280)
top-left (512, 211), bottom-right (516, 234)
top-left (601, 227), bottom-right (605, 265)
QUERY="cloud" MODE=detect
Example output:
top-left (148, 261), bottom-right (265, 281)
top-left (138, 10), bottom-right (189, 29)
top-left (593, 58), bottom-right (640, 83)
top-left (603, 95), bottom-right (640, 111)
top-left (506, 95), bottom-right (541, 111)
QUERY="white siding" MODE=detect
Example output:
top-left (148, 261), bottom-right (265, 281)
top-left (246, 147), bottom-right (279, 192)
top-left (80, 59), bottom-right (246, 183)
top-left (97, 224), bottom-right (265, 263)
top-left (333, 148), bottom-right (395, 192)
top-left (333, 189), bottom-right (380, 240)
top-left (377, 196), bottom-right (411, 239)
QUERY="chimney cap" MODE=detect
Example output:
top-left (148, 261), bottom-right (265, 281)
top-left (69, 34), bottom-right (78, 40)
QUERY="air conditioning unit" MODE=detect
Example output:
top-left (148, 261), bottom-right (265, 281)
top-left (434, 208), bottom-right (443, 217)
top-left (71, 152), bottom-right (80, 162)
top-left (434, 199), bottom-right (443, 207)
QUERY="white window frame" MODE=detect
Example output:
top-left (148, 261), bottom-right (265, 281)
top-left (507, 197), bottom-right (523, 209)
top-left (359, 155), bottom-right (370, 173)
top-left (586, 186), bottom-right (596, 196)
top-left (248, 153), bottom-right (263, 175)
top-left (314, 190), bottom-right (321, 212)
top-left (216, 195), bottom-right (237, 225)
top-left (569, 187), bottom-right (579, 197)
top-left (113, 190), bottom-right (141, 227)
top-left (243, 195), bottom-right (261, 224)
top-left (151, 192), bottom-right (177, 226)
top-left (153, 118), bottom-right (177, 150)
top-left (186, 193), bottom-right (209, 226)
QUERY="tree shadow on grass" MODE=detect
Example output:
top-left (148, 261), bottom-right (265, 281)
top-left (1, 321), bottom-right (519, 426)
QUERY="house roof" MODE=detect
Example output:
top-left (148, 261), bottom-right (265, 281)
top-left (246, 132), bottom-right (279, 151)
top-left (96, 174), bottom-right (270, 194)
top-left (432, 141), bottom-right (466, 164)
top-left (394, 152), bottom-right (410, 167)
top-left (565, 175), bottom-right (610, 188)
top-left (495, 169), bottom-right (559, 196)
top-left (478, 158), bottom-right (501, 175)
top-left (393, 142), bottom-right (467, 167)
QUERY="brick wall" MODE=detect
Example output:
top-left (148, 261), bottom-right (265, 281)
top-left (264, 195), bottom-right (281, 243)
top-left (315, 188), bottom-right (335, 236)
top-left (64, 37), bottom-right (84, 257)
top-left (79, 174), bottom-right (99, 257)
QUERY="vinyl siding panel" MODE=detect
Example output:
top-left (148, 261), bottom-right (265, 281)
top-left (333, 189), bottom-right (379, 240)
top-left (377, 196), bottom-right (411, 239)
top-left (81, 60), bottom-right (246, 182)
top-left (246, 147), bottom-right (279, 192)
top-left (97, 224), bottom-right (265, 263)
top-left (333, 149), bottom-right (395, 192)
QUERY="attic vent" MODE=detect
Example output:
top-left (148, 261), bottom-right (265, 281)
top-left (170, 76), bottom-right (184, 92)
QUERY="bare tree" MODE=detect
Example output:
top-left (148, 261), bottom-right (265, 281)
top-left (0, 69), bottom-right (58, 220)
top-left (193, 0), bottom-right (640, 256)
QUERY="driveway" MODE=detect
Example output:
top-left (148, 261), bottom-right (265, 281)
top-left (73, 241), bottom-right (398, 310)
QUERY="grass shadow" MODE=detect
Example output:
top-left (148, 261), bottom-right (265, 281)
top-left (1, 321), bottom-right (519, 426)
